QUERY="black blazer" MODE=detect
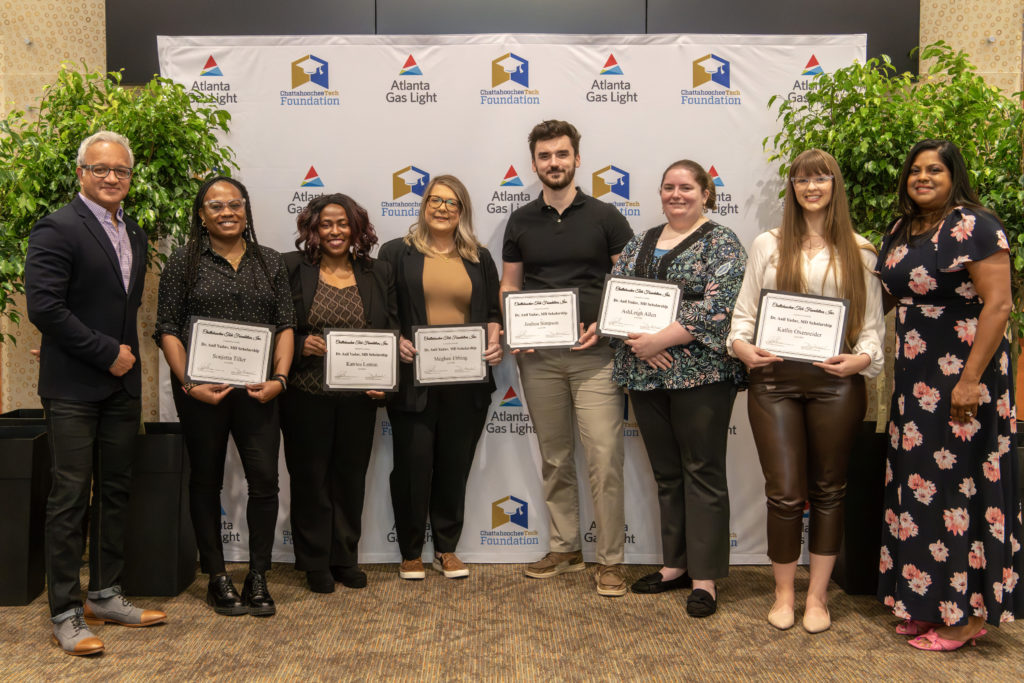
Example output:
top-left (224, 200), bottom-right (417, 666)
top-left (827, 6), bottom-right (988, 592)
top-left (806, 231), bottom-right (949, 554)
top-left (282, 250), bottom-right (399, 380)
top-left (377, 238), bottom-right (501, 412)
top-left (25, 196), bottom-right (147, 401)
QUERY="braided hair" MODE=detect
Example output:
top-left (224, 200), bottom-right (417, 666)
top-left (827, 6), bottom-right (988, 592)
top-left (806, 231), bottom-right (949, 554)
top-left (184, 176), bottom-right (272, 287)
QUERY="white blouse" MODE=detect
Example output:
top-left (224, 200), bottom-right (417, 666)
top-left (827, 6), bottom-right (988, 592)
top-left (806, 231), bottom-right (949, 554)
top-left (727, 228), bottom-right (885, 378)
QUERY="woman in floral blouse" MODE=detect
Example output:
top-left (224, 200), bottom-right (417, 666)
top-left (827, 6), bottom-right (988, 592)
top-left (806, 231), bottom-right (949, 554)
top-left (874, 139), bottom-right (1022, 650)
top-left (611, 159), bottom-right (746, 618)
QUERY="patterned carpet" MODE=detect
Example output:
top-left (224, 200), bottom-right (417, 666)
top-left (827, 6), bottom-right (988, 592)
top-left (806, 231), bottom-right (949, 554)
top-left (2, 563), bottom-right (1022, 681)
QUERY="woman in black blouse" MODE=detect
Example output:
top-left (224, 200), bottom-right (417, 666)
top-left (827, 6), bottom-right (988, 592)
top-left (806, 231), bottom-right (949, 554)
top-left (280, 193), bottom-right (397, 593)
top-left (155, 176), bottom-right (294, 617)
top-left (378, 175), bottom-right (502, 580)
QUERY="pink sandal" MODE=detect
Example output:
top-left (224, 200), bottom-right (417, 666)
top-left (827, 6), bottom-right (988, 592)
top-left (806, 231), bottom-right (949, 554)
top-left (895, 619), bottom-right (937, 635)
top-left (908, 628), bottom-right (988, 651)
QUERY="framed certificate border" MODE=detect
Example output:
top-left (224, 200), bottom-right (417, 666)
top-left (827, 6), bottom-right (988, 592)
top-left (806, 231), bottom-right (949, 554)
top-left (185, 317), bottom-right (275, 387)
top-left (596, 274), bottom-right (682, 339)
top-left (753, 289), bottom-right (849, 363)
top-left (412, 324), bottom-right (488, 386)
top-left (323, 329), bottom-right (399, 392)
top-left (502, 288), bottom-right (580, 350)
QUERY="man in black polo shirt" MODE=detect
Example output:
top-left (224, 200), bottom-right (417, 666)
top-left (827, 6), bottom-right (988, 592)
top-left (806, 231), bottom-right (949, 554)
top-left (500, 120), bottom-right (633, 596)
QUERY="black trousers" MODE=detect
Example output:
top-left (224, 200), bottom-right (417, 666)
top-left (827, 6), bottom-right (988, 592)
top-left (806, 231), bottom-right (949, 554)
top-left (629, 381), bottom-right (737, 580)
top-left (43, 390), bottom-right (140, 617)
top-left (747, 362), bottom-right (866, 563)
top-left (172, 386), bottom-right (280, 575)
top-left (280, 389), bottom-right (378, 571)
top-left (388, 386), bottom-right (488, 559)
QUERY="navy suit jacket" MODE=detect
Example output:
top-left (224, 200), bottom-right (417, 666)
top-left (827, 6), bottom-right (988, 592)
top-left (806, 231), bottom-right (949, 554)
top-left (25, 196), bottom-right (147, 401)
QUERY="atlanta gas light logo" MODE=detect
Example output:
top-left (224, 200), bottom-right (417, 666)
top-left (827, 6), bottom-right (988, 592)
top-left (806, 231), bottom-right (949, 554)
top-left (280, 54), bottom-right (340, 107)
top-left (381, 166), bottom-right (429, 218)
top-left (485, 387), bottom-right (535, 435)
top-left (191, 55), bottom-right (238, 105)
top-left (485, 166), bottom-right (532, 216)
top-left (482, 495), bottom-right (539, 546)
top-left (385, 54), bottom-right (438, 105)
top-left (592, 165), bottom-right (640, 217)
top-left (585, 53), bottom-right (638, 105)
top-left (480, 52), bottom-right (540, 105)
top-left (287, 166), bottom-right (326, 214)
top-left (707, 165), bottom-right (739, 218)
top-left (680, 52), bottom-right (742, 106)
top-left (785, 54), bottom-right (824, 103)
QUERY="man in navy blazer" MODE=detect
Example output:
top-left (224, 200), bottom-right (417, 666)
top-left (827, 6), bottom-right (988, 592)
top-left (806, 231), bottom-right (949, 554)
top-left (25, 131), bottom-right (165, 656)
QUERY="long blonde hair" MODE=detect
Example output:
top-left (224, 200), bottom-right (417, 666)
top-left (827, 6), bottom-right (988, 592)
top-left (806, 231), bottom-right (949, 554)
top-left (776, 149), bottom-right (874, 347)
top-left (404, 175), bottom-right (482, 263)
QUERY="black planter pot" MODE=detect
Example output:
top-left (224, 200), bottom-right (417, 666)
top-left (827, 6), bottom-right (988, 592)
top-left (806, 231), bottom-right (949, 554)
top-left (0, 424), bottom-right (51, 605)
top-left (121, 422), bottom-right (197, 597)
top-left (833, 421), bottom-right (887, 596)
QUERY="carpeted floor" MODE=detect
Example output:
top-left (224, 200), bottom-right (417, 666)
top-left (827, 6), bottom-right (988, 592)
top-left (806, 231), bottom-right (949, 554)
top-left (2, 563), bottom-right (1022, 681)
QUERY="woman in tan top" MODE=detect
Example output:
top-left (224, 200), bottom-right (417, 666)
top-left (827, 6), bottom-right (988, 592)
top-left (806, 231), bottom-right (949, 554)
top-left (378, 175), bottom-right (503, 580)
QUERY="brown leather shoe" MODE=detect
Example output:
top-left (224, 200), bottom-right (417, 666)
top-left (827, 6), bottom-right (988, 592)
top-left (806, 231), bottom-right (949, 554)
top-left (399, 558), bottom-right (426, 580)
top-left (84, 587), bottom-right (166, 627)
top-left (52, 609), bottom-right (105, 656)
top-left (594, 564), bottom-right (627, 597)
top-left (432, 552), bottom-right (469, 578)
top-left (524, 551), bottom-right (585, 579)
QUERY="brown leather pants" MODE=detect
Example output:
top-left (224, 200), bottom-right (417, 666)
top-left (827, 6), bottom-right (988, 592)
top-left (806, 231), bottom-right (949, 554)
top-left (747, 362), bottom-right (866, 563)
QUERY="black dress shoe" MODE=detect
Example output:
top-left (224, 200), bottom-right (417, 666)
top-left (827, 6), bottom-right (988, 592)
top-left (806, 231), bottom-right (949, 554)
top-left (686, 588), bottom-right (718, 618)
top-left (306, 570), bottom-right (335, 594)
top-left (241, 571), bottom-right (276, 617)
top-left (206, 574), bottom-right (247, 616)
top-left (630, 571), bottom-right (692, 594)
top-left (331, 565), bottom-right (367, 589)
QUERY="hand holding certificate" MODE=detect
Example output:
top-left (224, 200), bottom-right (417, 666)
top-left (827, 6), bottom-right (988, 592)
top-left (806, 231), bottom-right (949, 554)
top-left (186, 317), bottom-right (275, 386)
top-left (324, 329), bottom-right (398, 391)
top-left (413, 325), bottom-right (488, 385)
top-left (502, 289), bottom-right (580, 350)
top-left (753, 290), bottom-right (849, 363)
top-left (597, 275), bottom-right (682, 339)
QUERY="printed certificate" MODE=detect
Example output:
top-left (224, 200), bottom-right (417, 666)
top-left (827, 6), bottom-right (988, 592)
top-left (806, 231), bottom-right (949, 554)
top-left (186, 317), bottom-right (275, 386)
top-left (413, 324), bottom-right (488, 386)
top-left (502, 289), bottom-right (580, 349)
top-left (754, 289), bottom-right (849, 363)
top-left (596, 275), bottom-right (682, 339)
top-left (323, 329), bottom-right (399, 392)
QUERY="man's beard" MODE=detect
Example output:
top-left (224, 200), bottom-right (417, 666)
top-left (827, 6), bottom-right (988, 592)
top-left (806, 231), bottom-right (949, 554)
top-left (540, 164), bottom-right (575, 191)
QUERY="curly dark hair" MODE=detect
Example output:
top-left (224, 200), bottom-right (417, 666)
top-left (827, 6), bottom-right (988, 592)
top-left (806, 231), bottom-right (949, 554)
top-left (294, 193), bottom-right (377, 263)
top-left (184, 176), bottom-right (271, 286)
top-left (528, 120), bottom-right (581, 157)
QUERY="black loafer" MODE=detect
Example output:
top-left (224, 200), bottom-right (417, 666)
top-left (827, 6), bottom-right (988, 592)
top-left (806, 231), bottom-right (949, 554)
top-left (206, 574), bottom-right (247, 616)
top-left (331, 565), bottom-right (368, 589)
top-left (306, 570), bottom-right (335, 594)
top-left (630, 571), bottom-right (692, 594)
top-left (241, 571), bottom-right (276, 617)
top-left (686, 588), bottom-right (717, 618)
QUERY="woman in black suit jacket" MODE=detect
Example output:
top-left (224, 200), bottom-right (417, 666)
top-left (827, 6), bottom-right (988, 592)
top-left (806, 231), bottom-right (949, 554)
top-left (280, 193), bottom-right (397, 594)
top-left (377, 174), bottom-right (502, 580)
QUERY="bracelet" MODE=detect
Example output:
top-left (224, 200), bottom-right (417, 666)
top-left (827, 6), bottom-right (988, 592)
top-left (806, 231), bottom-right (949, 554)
top-left (182, 381), bottom-right (198, 395)
top-left (271, 374), bottom-right (287, 392)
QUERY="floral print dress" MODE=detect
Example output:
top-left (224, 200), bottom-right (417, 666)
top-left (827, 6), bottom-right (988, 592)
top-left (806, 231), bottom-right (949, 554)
top-left (876, 207), bottom-right (1023, 627)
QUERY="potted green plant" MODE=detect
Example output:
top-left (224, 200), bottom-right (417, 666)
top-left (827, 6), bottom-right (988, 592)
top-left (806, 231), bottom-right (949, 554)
top-left (764, 41), bottom-right (1024, 594)
top-left (0, 63), bottom-right (237, 597)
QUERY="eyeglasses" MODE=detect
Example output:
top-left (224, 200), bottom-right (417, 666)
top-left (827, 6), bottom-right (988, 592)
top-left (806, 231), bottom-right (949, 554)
top-left (427, 195), bottom-right (460, 210)
top-left (791, 175), bottom-right (834, 188)
top-left (203, 198), bottom-right (247, 213)
top-left (81, 164), bottom-right (133, 180)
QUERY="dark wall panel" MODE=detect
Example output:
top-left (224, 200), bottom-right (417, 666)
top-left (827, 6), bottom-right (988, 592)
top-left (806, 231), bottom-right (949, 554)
top-left (106, 1), bottom-right (376, 83)
top-left (107, 0), bottom-right (919, 84)
top-left (375, 0), bottom-right (645, 35)
top-left (648, 0), bottom-right (920, 74)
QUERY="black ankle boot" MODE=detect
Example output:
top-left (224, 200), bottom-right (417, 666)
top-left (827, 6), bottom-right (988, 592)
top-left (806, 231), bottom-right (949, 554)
top-left (241, 571), bottom-right (276, 617)
top-left (206, 574), bottom-right (247, 616)
top-left (306, 569), bottom-right (335, 594)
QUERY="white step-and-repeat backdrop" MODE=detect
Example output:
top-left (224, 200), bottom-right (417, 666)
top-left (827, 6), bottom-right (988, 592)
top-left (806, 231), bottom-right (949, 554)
top-left (157, 33), bottom-right (866, 564)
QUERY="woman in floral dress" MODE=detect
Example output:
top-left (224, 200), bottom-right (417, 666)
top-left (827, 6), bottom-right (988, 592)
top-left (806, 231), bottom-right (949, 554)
top-left (611, 159), bottom-right (747, 618)
top-left (876, 139), bottom-right (1023, 650)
